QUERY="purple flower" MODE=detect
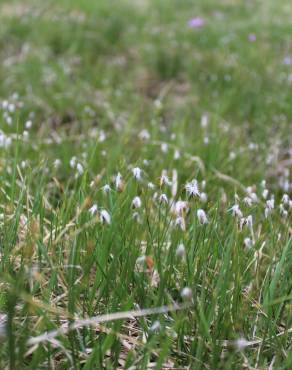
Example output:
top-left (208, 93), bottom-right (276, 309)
top-left (283, 56), bottom-right (292, 65)
top-left (188, 17), bottom-right (205, 29)
top-left (248, 33), bottom-right (256, 42)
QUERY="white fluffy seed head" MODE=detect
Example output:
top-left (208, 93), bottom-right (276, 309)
top-left (159, 193), bottom-right (168, 204)
top-left (102, 184), bottom-right (111, 193)
top-left (138, 129), bottom-right (150, 141)
top-left (185, 179), bottom-right (200, 197)
top-left (266, 199), bottom-right (274, 209)
top-left (200, 192), bottom-right (207, 203)
top-left (0, 314), bottom-right (7, 341)
top-left (176, 243), bottom-right (186, 259)
top-left (234, 337), bottom-right (250, 351)
top-left (282, 194), bottom-right (289, 205)
top-left (262, 189), bottom-right (269, 199)
top-left (230, 204), bottom-right (243, 218)
top-left (172, 200), bottom-right (189, 216)
top-left (25, 120), bottom-right (32, 129)
top-left (175, 217), bottom-right (186, 231)
top-left (53, 159), bottom-right (61, 169)
top-left (132, 167), bottom-right (142, 180)
top-left (89, 204), bottom-right (98, 216)
top-left (76, 163), bottom-right (84, 175)
top-left (115, 172), bottom-right (124, 192)
top-left (132, 196), bottom-right (142, 209)
top-left (100, 209), bottom-right (111, 224)
top-left (181, 287), bottom-right (193, 301)
top-left (148, 182), bottom-right (155, 189)
top-left (149, 320), bottom-right (161, 333)
top-left (244, 237), bottom-right (252, 249)
top-left (197, 209), bottom-right (208, 225)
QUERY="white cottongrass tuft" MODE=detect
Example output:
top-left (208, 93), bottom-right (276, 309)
top-left (262, 188), bottom-right (269, 199)
top-left (138, 129), bottom-right (150, 141)
top-left (149, 320), bottom-right (161, 333)
top-left (148, 182), bottom-right (155, 189)
top-left (132, 167), bottom-right (142, 180)
top-left (200, 192), bottom-right (208, 203)
top-left (53, 159), bottom-right (61, 169)
top-left (234, 337), bottom-right (250, 351)
top-left (102, 184), bottom-right (111, 193)
top-left (160, 171), bottom-right (172, 187)
top-left (197, 209), bottom-right (208, 225)
top-left (229, 204), bottom-right (243, 218)
top-left (25, 120), bottom-right (32, 129)
top-left (0, 313), bottom-right (7, 341)
top-left (132, 196), bottom-right (142, 209)
top-left (243, 237), bottom-right (252, 249)
top-left (282, 194), bottom-right (289, 205)
top-left (176, 243), bottom-right (186, 259)
top-left (100, 209), bottom-right (111, 224)
top-left (70, 156), bottom-right (77, 168)
top-left (185, 179), bottom-right (200, 197)
top-left (159, 193), bottom-right (168, 204)
top-left (181, 287), bottom-right (193, 301)
top-left (76, 163), bottom-right (84, 176)
top-left (266, 198), bottom-right (274, 209)
top-left (89, 204), bottom-right (98, 216)
top-left (171, 200), bottom-right (189, 216)
top-left (115, 172), bottom-right (124, 192)
top-left (175, 217), bottom-right (186, 231)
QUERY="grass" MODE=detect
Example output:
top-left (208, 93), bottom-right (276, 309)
top-left (0, 0), bottom-right (291, 368)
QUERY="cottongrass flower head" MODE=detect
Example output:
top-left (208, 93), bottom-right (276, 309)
top-left (160, 171), bottom-right (172, 187)
top-left (197, 209), bottom-right (208, 225)
top-left (185, 179), bottom-right (200, 197)
top-left (199, 192), bottom-right (208, 203)
top-left (282, 194), bottom-right (289, 205)
top-left (25, 120), bottom-right (32, 129)
top-left (234, 337), bottom-right (250, 351)
top-left (70, 156), bottom-right (77, 168)
top-left (266, 198), bottom-right (274, 209)
top-left (149, 320), bottom-right (161, 333)
top-left (159, 193), bottom-right (168, 204)
top-left (181, 287), bottom-right (193, 301)
top-left (53, 159), bottom-right (61, 169)
top-left (115, 172), bottom-right (124, 192)
top-left (138, 129), bottom-right (150, 141)
top-left (76, 163), bottom-right (84, 176)
top-left (175, 216), bottom-right (186, 231)
top-left (171, 200), bottom-right (189, 216)
top-left (174, 149), bottom-right (180, 160)
top-left (0, 313), bottom-right (7, 341)
top-left (89, 204), bottom-right (98, 216)
top-left (243, 197), bottom-right (252, 207)
top-left (161, 142), bottom-right (168, 153)
top-left (148, 182), bottom-right (155, 189)
top-left (279, 204), bottom-right (288, 218)
top-left (262, 188), bottom-right (269, 199)
top-left (132, 167), bottom-right (142, 181)
top-left (102, 184), bottom-right (111, 194)
top-left (100, 209), bottom-right (111, 224)
top-left (244, 237), bottom-right (252, 249)
top-left (176, 243), bottom-right (186, 259)
top-left (132, 196), bottom-right (142, 209)
top-left (229, 204), bottom-right (243, 218)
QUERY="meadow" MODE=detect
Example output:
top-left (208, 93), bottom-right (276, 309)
top-left (0, 0), bottom-right (291, 369)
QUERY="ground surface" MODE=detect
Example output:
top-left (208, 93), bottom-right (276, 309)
top-left (0, 0), bottom-right (291, 369)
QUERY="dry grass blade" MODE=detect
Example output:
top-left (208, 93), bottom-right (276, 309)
top-left (27, 303), bottom-right (191, 346)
